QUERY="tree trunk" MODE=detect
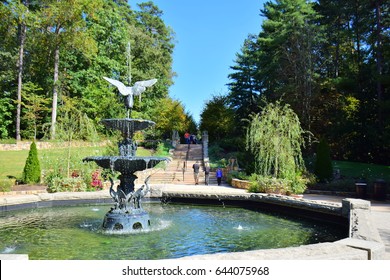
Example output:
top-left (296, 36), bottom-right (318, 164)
top-left (51, 44), bottom-right (60, 140)
top-left (374, 0), bottom-right (384, 122)
top-left (16, 23), bottom-right (26, 141)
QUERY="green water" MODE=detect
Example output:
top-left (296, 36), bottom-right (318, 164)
top-left (0, 203), bottom-right (346, 260)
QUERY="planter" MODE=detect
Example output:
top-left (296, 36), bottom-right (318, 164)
top-left (355, 182), bottom-right (367, 199)
top-left (231, 178), bottom-right (250, 190)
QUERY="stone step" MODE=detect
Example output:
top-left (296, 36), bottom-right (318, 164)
top-left (142, 143), bottom-right (216, 185)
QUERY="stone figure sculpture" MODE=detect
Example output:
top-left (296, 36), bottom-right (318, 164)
top-left (109, 177), bottom-right (128, 210)
top-left (107, 175), bottom-right (151, 214)
top-left (133, 175), bottom-right (151, 209)
top-left (103, 77), bottom-right (157, 111)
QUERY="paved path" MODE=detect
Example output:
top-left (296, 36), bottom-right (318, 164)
top-left (1, 183), bottom-right (389, 259)
top-left (301, 192), bottom-right (390, 259)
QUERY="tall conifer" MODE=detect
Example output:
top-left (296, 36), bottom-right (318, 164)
top-left (22, 141), bottom-right (41, 184)
top-left (314, 138), bottom-right (333, 182)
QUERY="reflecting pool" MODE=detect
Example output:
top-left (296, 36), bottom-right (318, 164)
top-left (0, 203), bottom-right (346, 260)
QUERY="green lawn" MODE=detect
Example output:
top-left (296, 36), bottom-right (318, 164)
top-left (333, 160), bottom-right (390, 182)
top-left (1, 144), bottom-right (388, 186)
top-left (0, 145), bottom-right (153, 181)
top-left (308, 160), bottom-right (390, 192)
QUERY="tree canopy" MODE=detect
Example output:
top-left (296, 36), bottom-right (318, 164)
top-left (0, 0), bottom-right (192, 141)
top-left (201, 0), bottom-right (389, 165)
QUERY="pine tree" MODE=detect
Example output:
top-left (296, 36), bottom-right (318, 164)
top-left (314, 138), bottom-right (333, 182)
top-left (22, 141), bottom-right (41, 184)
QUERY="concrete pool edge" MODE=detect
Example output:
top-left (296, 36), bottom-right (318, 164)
top-left (0, 185), bottom-right (386, 260)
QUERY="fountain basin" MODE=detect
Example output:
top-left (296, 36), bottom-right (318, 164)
top-left (83, 156), bottom-right (168, 174)
top-left (0, 202), bottom-right (346, 260)
top-left (101, 118), bottom-right (155, 137)
top-left (0, 186), bottom-right (384, 260)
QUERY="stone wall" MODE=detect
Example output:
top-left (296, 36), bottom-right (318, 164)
top-left (230, 178), bottom-right (250, 189)
top-left (201, 131), bottom-right (209, 166)
top-left (0, 141), bottom-right (109, 151)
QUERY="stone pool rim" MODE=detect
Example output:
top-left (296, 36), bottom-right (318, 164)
top-left (0, 185), bottom-right (385, 260)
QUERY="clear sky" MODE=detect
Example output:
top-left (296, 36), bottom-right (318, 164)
top-left (134, 0), bottom-right (266, 124)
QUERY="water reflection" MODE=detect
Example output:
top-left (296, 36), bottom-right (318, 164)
top-left (0, 203), bottom-right (346, 260)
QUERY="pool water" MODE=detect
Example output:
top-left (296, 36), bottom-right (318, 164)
top-left (0, 203), bottom-right (346, 260)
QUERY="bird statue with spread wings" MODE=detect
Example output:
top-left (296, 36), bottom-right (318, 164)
top-left (103, 77), bottom-right (157, 116)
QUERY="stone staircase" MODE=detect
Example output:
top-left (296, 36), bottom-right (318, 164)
top-left (145, 144), bottom-right (217, 185)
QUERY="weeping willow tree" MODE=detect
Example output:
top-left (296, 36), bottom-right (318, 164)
top-left (55, 97), bottom-right (98, 178)
top-left (246, 102), bottom-right (308, 193)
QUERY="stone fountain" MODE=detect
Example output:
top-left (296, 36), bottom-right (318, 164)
top-left (83, 77), bottom-right (168, 231)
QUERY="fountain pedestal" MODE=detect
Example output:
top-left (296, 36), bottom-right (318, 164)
top-left (103, 210), bottom-right (150, 231)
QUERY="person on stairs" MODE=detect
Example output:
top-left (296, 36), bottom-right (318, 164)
top-left (192, 160), bottom-right (200, 185)
top-left (204, 162), bottom-right (210, 185)
top-left (216, 167), bottom-right (223, 186)
top-left (184, 132), bottom-right (190, 144)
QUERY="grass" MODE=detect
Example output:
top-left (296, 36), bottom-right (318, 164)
top-left (0, 145), bottom-right (153, 181)
top-left (307, 160), bottom-right (390, 193)
top-left (1, 140), bottom-right (388, 192)
top-left (333, 160), bottom-right (390, 182)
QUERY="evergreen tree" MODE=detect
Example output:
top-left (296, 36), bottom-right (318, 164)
top-left (133, 1), bottom-right (175, 115)
top-left (227, 35), bottom-right (262, 131)
top-left (257, 0), bottom-right (322, 130)
top-left (314, 138), bottom-right (333, 183)
top-left (22, 141), bottom-right (41, 184)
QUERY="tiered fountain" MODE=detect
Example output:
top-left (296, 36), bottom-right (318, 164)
top-left (83, 76), bottom-right (168, 231)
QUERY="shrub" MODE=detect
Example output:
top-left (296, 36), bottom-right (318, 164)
top-left (289, 174), bottom-right (309, 194)
top-left (44, 161), bottom-right (102, 193)
top-left (141, 141), bottom-right (159, 150)
top-left (0, 138), bottom-right (17, 144)
top-left (314, 138), bottom-right (333, 182)
top-left (47, 177), bottom-right (87, 193)
top-left (248, 174), bottom-right (291, 194)
top-left (226, 170), bottom-right (250, 184)
top-left (0, 179), bottom-right (14, 192)
top-left (22, 141), bottom-right (41, 184)
top-left (155, 141), bottom-right (172, 156)
top-left (91, 170), bottom-right (103, 190)
top-left (247, 173), bottom-right (309, 195)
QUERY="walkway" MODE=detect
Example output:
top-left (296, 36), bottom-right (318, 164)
top-left (302, 192), bottom-right (390, 259)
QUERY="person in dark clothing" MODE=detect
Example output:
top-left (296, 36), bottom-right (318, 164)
top-left (192, 161), bottom-right (200, 185)
top-left (184, 132), bottom-right (190, 144)
top-left (216, 167), bottom-right (223, 186)
top-left (204, 163), bottom-right (210, 185)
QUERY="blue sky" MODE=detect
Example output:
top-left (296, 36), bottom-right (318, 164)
top-left (134, 0), bottom-right (266, 124)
